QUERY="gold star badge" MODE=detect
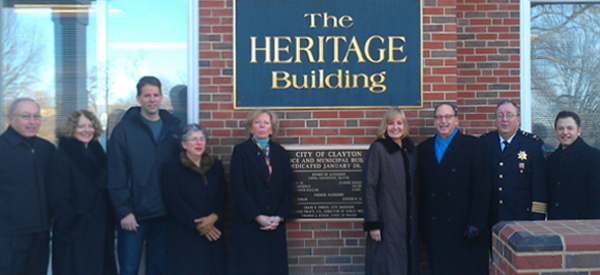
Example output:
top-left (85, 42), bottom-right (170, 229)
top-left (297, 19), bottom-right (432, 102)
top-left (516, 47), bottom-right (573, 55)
top-left (518, 151), bottom-right (528, 161)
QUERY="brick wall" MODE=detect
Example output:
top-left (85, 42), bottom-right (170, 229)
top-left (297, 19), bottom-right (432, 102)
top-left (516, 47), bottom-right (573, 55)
top-left (456, 0), bottom-right (521, 135)
top-left (199, 0), bottom-right (520, 273)
top-left (492, 220), bottom-right (600, 275)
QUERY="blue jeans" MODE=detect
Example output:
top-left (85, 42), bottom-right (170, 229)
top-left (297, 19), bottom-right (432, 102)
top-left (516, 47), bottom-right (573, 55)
top-left (117, 217), bottom-right (166, 275)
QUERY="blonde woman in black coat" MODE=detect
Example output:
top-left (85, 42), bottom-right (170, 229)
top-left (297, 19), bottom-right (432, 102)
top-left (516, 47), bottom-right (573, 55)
top-left (362, 107), bottom-right (419, 275)
top-left (47, 110), bottom-right (117, 275)
top-left (227, 109), bottom-right (294, 274)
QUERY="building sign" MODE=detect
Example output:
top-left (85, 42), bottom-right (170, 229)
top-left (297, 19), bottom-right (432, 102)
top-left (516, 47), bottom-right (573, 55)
top-left (234, 0), bottom-right (422, 109)
top-left (285, 145), bottom-right (367, 220)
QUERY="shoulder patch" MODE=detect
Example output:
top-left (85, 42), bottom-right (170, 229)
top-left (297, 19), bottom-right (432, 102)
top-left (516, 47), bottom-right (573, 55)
top-left (522, 131), bottom-right (541, 142)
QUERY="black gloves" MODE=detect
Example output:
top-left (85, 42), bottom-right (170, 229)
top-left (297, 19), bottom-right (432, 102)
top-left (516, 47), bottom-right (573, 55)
top-left (463, 225), bottom-right (480, 246)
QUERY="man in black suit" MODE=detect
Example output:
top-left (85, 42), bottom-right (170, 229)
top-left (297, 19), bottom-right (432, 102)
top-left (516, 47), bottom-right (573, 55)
top-left (481, 99), bottom-right (547, 227)
top-left (547, 111), bottom-right (600, 219)
top-left (418, 102), bottom-right (491, 275)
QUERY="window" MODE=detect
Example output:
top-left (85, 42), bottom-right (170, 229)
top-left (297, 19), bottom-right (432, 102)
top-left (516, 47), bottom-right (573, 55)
top-left (1, 0), bottom-right (198, 144)
top-left (522, 0), bottom-right (600, 150)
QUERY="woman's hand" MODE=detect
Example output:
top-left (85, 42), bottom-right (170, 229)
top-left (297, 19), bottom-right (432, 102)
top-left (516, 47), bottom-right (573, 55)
top-left (194, 213), bottom-right (218, 235)
top-left (204, 227), bottom-right (222, 241)
top-left (369, 229), bottom-right (382, 242)
top-left (255, 215), bottom-right (274, 230)
top-left (255, 215), bottom-right (284, 230)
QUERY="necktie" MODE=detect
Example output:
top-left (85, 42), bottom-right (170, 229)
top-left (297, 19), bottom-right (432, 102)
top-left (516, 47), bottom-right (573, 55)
top-left (502, 140), bottom-right (509, 151)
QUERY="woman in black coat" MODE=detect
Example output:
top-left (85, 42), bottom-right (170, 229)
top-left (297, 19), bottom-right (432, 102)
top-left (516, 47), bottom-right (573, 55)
top-left (227, 109), bottom-right (294, 274)
top-left (47, 110), bottom-right (117, 275)
top-left (362, 107), bottom-right (420, 275)
top-left (548, 111), bottom-right (600, 219)
top-left (161, 124), bottom-right (227, 274)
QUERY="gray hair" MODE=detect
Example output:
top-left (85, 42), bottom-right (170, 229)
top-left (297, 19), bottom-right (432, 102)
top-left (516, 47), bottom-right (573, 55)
top-left (8, 98), bottom-right (40, 116)
top-left (180, 123), bottom-right (209, 143)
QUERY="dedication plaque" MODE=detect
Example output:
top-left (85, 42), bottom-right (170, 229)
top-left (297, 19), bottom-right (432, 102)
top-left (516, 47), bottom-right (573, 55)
top-left (285, 145), bottom-right (368, 220)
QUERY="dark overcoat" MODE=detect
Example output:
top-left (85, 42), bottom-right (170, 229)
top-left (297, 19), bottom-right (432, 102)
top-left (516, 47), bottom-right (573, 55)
top-left (362, 136), bottom-right (419, 275)
top-left (417, 131), bottom-right (491, 275)
top-left (227, 139), bottom-right (294, 275)
top-left (547, 137), bottom-right (600, 219)
top-left (481, 129), bottom-right (548, 226)
top-left (161, 153), bottom-right (227, 274)
top-left (0, 126), bottom-right (55, 236)
top-left (46, 137), bottom-right (117, 275)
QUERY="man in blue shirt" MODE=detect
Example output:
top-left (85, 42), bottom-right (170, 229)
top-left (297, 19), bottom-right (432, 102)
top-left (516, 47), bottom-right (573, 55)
top-left (418, 102), bottom-right (491, 274)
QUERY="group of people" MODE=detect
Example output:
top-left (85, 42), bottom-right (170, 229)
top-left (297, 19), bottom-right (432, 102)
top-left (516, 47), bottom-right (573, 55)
top-left (0, 76), bottom-right (293, 275)
top-left (362, 101), bottom-right (600, 274)
top-left (2, 75), bottom-right (598, 275)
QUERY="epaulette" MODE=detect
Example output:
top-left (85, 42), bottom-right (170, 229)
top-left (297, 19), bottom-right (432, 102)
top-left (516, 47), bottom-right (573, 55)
top-left (480, 131), bottom-right (494, 138)
top-left (522, 131), bottom-right (541, 142)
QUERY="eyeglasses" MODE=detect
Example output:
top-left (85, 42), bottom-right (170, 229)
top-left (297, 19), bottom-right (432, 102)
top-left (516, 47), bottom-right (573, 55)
top-left (16, 114), bottom-right (42, 120)
top-left (496, 113), bottom-right (517, 119)
top-left (434, 114), bottom-right (454, 120)
top-left (188, 137), bottom-right (206, 143)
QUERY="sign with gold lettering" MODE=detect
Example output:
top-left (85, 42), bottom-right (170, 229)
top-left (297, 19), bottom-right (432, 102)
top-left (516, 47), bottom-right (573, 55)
top-left (234, 0), bottom-right (422, 109)
top-left (285, 145), bottom-right (367, 220)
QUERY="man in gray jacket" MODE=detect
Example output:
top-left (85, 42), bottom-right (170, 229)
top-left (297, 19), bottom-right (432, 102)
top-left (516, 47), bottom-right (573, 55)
top-left (108, 76), bottom-right (181, 275)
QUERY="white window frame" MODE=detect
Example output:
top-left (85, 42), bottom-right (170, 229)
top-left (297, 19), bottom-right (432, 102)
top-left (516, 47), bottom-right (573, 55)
top-left (187, 0), bottom-right (199, 124)
top-left (520, 0), bottom-right (598, 131)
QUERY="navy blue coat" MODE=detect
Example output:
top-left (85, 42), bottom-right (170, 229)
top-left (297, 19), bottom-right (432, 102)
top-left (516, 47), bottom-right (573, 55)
top-left (547, 137), bottom-right (600, 219)
top-left (418, 131), bottom-right (491, 275)
top-left (0, 126), bottom-right (54, 236)
top-left (481, 129), bottom-right (548, 226)
top-left (108, 107), bottom-right (181, 221)
top-left (161, 154), bottom-right (227, 274)
top-left (227, 139), bottom-right (294, 275)
top-left (47, 137), bottom-right (117, 275)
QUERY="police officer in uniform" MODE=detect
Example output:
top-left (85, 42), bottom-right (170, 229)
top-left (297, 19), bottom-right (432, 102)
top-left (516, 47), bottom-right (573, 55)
top-left (481, 99), bottom-right (547, 227)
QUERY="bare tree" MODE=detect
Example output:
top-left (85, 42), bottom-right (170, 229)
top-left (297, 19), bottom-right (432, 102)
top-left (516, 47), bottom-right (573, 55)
top-left (531, 4), bottom-right (600, 148)
top-left (1, 11), bottom-right (47, 101)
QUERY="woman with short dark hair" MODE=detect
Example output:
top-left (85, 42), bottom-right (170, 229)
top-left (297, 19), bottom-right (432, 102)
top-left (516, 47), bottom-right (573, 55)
top-left (47, 110), bottom-right (117, 275)
top-left (161, 123), bottom-right (227, 274)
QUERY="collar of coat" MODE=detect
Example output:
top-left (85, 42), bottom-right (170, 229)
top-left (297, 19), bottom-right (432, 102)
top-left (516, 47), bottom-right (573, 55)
top-left (3, 125), bottom-right (40, 148)
top-left (377, 134), bottom-right (415, 155)
top-left (554, 136), bottom-right (585, 156)
top-left (58, 136), bottom-right (107, 181)
top-left (122, 106), bottom-right (182, 132)
top-left (180, 151), bottom-right (214, 177)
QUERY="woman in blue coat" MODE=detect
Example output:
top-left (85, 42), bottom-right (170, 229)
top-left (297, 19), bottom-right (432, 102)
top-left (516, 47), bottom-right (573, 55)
top-left (47, 110), bottom-right (117, 275)
top-left (161, 124), bottom-right (227, 274)
top-left (227, 110), bottom-right (294, 274)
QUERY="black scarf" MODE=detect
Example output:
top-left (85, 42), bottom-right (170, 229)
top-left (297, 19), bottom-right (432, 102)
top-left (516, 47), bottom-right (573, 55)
top-left (58, 137), bottom-right (108, 188)
top-left (377, 133), bottom-right (415, 155)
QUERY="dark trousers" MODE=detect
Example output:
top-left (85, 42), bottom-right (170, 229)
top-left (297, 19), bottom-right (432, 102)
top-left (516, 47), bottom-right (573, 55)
top-left (0, 232), bottom-right (49, 274)
top-left (117, 217), bottom-right (167, 275)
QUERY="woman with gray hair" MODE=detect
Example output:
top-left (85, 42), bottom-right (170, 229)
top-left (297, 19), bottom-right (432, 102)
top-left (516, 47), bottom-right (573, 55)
top-left (46, 110), bottom-right (117, 275)
top-left (160, 123), bottom-right (227, 274)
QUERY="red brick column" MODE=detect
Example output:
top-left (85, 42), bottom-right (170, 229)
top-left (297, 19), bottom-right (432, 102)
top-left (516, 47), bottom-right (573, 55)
top-left (492, 220), bottom-right (600, 275)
